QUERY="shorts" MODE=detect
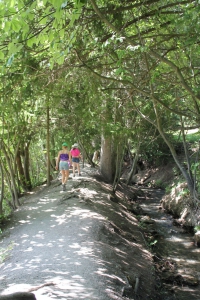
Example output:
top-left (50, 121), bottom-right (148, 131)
top-left (59, 161), bottom-right (69, 171)
top-left (72, 157), bottom-right (80, 163)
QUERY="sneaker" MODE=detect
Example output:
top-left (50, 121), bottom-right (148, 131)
top-left (73, 174), bottom-right (75, 177)
top-left (62, 184), bottom-right (66, 191)
top-left (79, 173), bottom-right (81, 176)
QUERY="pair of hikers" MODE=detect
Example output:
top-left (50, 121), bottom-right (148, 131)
top-left (55, 143), bottom-right (81, 191)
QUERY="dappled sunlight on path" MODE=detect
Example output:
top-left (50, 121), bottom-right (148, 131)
top-left (0, 168), bottom-right (156, 299)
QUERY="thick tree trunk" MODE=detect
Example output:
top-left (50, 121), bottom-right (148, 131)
top-left (100, 135), bottom-right (113, 182)
top-left (1, 141), bottom-right (20, 207)
top-left (16, 148), bottom-right (27, 190)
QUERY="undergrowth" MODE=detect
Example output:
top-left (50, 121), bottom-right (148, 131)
top-left (0, 242), bottom-right (13, 264)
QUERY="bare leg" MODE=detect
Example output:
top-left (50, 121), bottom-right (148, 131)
top-left (61, 170), bottom-right (65, 184)
top-left (64, 170), bottom-right (69, 184)
top-left (72, 162), bottom-right (76, 176)
top-left (77, 163), bottom-right (81, 175)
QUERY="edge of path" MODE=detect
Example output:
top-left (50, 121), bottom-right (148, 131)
top-left (0, 165), bottom-right (160, 300)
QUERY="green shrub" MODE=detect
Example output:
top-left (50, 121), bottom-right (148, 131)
top-left (194, 225), bottom-right (200, 232)
top-left (0, 243), bottom-right (13, 263)
top-left (178, 188), bottom-right (189, 197)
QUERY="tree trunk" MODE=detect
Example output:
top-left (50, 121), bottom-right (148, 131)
top-left (1, 141), bottom-right (20, 207)
top-left (0, 160), bottom-right (4, 215)
top-left (126, 143), bottom-right (140, 185)
top-left (46, 105), bottom-right (51, 186)
top-left (23, 142), bottom-right (32, 191)
top-left (180, 116), bottom-right (193, 183)
top-left (79, 140), bottom-right (94, 167)
top-left (15, 148), bottom-right (27, 190)
top-left (51, 135), bottom-right (56, 170)
top-left (100, 135), bottom-right (113, 182)
top-left (152, 97), bottom-right (198, 203)
top-left (113, 144), bottom-right (125, 192)
top-left (143, 48), bottom-right (199, 204)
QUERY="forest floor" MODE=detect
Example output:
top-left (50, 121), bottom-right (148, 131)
top-left (0, 164), bottom-right (199, 300)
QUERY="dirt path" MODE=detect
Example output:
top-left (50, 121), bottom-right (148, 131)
top-left (1, 166), bottom-right (199, 299)
top-left (0, 166), bottom-right (157, 300)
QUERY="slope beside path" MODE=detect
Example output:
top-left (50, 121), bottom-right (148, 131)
top-left (0, 166), bottom-right (157, 300)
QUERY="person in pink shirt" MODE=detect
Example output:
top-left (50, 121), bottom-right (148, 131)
top-left (70, 143), bottom-right (81, 177)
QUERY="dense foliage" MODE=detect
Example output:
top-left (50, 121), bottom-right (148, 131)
top-left (0, 0), bottom-right (200, 218)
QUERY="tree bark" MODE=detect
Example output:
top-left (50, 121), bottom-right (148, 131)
top-left (47, 105), bottom-right (51, 186)
top-left (100, 135), bottom-right (113, 182)
top-left (15, 147), bottom-right (27, 190)
top-left (0, 160), bottom-right (4, 215)
top-left (113, 144), bottom-right (125, 192)
top-left (126, 143), bottom-right (140, 185)
top-left (23, 142), bottom-right (32, 191)
top-left (1, 141), bottom-right (20, 207)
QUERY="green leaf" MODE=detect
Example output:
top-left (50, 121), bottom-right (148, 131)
top-left (60, 29), bottom-right (65, 39)
top-left (6, 54), bottom-right (14, 67)
top-left (8, 42), bottom-right (18, 55)
top-left (11, 19), bottom-right (21, 33)
top-left (28, 12), bottom-right (35, 21)
top-left (54, 9), bottom-right (62, 20)
top-left (57, 55), bottom-right (65, 65)
top-left (0, 52), bottom-right (4, 60)
top-left (50, 0), bottom-right (65, 9)
top-left (4, 21), bottom-right (11, 32)
top-left (9, 0), bottom-right (15, 7)
top-left (39, 34), bottom-right (48, 44)
top-left (150, 240), bottom-right (157, 246)
top-left (8, 42), bottom-right (23, 56)
top-left (30, 1), bottom-right (37, 9)
top-left (61, 1), bottom-right (68, 8)
top-left (8, 7), bottom-right (16, 13)
top-left (27, 38), bottom-right (35, 47)
top-left (49, 31), bottom-right (55, 42)
top-left (39, 17), bottom-right (47, 25)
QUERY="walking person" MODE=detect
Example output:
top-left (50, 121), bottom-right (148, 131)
top-left (70, 143), bottom-right (81, 177)
top-left (55, 142), bottom-right (72, 191)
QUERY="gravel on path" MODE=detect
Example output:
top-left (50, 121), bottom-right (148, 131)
top-left (0, 166), bottom-right (156, 300)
